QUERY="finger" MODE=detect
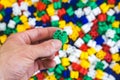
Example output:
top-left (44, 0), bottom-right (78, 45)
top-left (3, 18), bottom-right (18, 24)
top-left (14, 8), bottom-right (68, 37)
top-left (29, 39), bottom-right (62, 60)
top-left (8, 27), bottom-right (58, 44)
top-left (36, 59), bottom-right (56, 70)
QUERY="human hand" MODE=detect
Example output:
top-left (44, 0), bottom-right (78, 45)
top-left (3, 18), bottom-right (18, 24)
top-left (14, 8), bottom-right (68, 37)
top-left (0, 27), bottom-right (62, 80)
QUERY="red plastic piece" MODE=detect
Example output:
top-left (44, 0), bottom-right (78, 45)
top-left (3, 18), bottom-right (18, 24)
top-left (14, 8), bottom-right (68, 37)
top-left (89, 31), bottom-right (99, 39)
top-left (52, 0), bottom-right (59, 2)
top-left (36, 73), bottom-right (45, 80)
top-left (37, 1), bottom-right (46, 11)
top-left (102, 44), bottom-right (110, 52)
top-left (79, 31), bottom-right (85, 38)
top-left (41, 14), bottom-right (50, 23)
top-left (60, 77), bottom-right (64, 80)
top-left (80, 44), bottom-right (88, 51)
top-left (98, 14), bottom-right (107, 22)
top-left (0, 4), bottom-right (3, 10)
top-left (92, 19), bottom-right (98, 25)
top-left (72, 62), bottom-right (81, 71)
top-left (108, 0), bottom-right (116, 4)
top-left (104, 52), bottom-right (112, 63)
top-left (79, 67), bottom-right (88, 75)
top-left (58, 8), bottom-right (66, 17)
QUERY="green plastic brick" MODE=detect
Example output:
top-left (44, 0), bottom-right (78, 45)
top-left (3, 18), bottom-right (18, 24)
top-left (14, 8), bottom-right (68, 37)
top-left (83, 34), bottom-right (92, 43)
top-left (13, 16), bottom-right (20, 24)
top-left (76, 1), bottom-right (85, 8)
top-left (95, 61), bottom-right (104, 70)
top-left (83, 75), bottom-right (92, 80)
top-left (66, 7), bottom-right (74, 16)
top-left (54, 1), bottom-right (62, 10)
top-left (37, 11), bottom-right (46, 17)
top-left (51, 20), bottom-right (59, 27)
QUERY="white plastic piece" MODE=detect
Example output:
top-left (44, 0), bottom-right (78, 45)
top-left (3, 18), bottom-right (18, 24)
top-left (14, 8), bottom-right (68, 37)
top-left (73, 49), bottom-right (82, 58)
top-left (87, 40), bottom-right (96, 48)
top-left (0, 23), bottom-right (6, 31)
top-left (110, 46), bottom-right (119, 54)
top-left (20, 2), bottom-right (28, 11)
top-left (74, 8), bottom-right (84, 18)
top-left (68, 55), bottom-right (79, 63)
top-left (86, 12), bottom-right (95, 22)
top-left (92, 7), bottom-right (101, 16)
top-left (47, 71), bottom-right (54, 75)
top-left (102, 60), bottom-right (109, 69)
top-left (51, 15), bottom-right (60, 21)
top-left (32, 0), bottom-right (39, 3)
top-left (109, 61), bottom-right (116, 68)
top-left (94, 45), bottom-right (102, 52)
top-left (107, 9), bottom-right (115, 16)
top-left (74, 38), bottom-right (84, 48)
top-left (114, 6), bottom-right (120, 13)
top-left (83, 7), bottom-right (91, 15)
top-left (8, 20), bottom-right (16, 29)
top-left (53, 56), bottom-right (61, 64)
top-left (105, 29), bottom-right (116, 38)
top-left (23, 11), bottom-right (31, 17)
top-left (108, 75), bottom-right (115, 80)
top-left (58, 50), bottom-right (67, 58)
top-left (66, 45), bottom-right (75, 54)
top-left (106, 39), bottom-right (116, 47)
top-left (116, 40), bottom-right (120, 48)
top-left (102, 35), bottom-right (107, 43)
top-left (12, 3), bottom-right (22, 16)
top-left (81, 22), bottom-right (93, 33)
top-left (63, 26), bottom-right (73, 35)
top-left (102, 72), bottom-right (109, 80)
top-left (88, 55), bottom-right (100, 65)
top-left (87, 69), bottom-right (96, 79)
top-left (28, 18), bottom-right (36, 26)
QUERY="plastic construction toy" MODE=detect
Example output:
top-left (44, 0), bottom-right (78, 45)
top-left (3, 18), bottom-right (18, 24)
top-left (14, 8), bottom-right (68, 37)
top-left (0, 0), bottom-right (120, 80)
top-left (53, 30), bottom-right (68, 45)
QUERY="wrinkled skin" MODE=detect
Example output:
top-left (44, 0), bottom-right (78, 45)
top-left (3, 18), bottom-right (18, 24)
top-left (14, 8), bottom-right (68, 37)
top-left (0, 27), bottom-right (62, 80)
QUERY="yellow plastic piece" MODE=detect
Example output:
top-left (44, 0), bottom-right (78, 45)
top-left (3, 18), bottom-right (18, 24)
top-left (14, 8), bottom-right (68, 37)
top-left (46, 4), bottom-right (55, 16)
top-left (0, 35), bottom-right (7, 44)
top-left (20, 15), bottom-right (28, 23)
top-left (29, 78), bottom-right (34, 80)
top-left (63, 44), bottom-right (69, 50)
top-left (95, 70), bottom-right (104, 79)
top-left (62, 0), bottom-right (69, 3)
top-left (46, 74), bottom-right (57, 80)
top-left (112, 63), bottom-right (120, 74)
top-left (80, 51), bottom-right (88, 60)
top-left (59, 20), bottom-right (66, 29)
top-left (24, 0), bottom-right (32, 6)
top-left (112, 21), bottom-right (120, 28)
top-left (100, 3), bottom-right (110, 13)
top-left (70, 71), bottom-right (79, 79)
top-left (80, 60), bottom-right (90, 69)
top-left (87, 47), bottom-right (96, 55)
top-left (16, 25), bottom-right (26, 32)
top-left (69, 31), bottom-right (79, 41)
top-left (61, 57), bottom-right (70, 66)
top-left (0, 0), bottom-right (12, 8)
top-left (112, 53), bottom-right (120, 62)
top-left (0, 14), bottom-right (3, 21)
top-left (118, 2), bottom-right (120, 10)
top-left (96, 50), bottom-right (106, 60)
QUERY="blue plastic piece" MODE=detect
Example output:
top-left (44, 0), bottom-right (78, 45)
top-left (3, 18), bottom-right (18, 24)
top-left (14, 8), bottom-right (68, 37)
top-left (69, 0), bottom-right (78, 9)
top-left (71, 15), bottom-right (79, 24)
top-left (5, 8), bottom-right (12, 15)
top-left (62, 3), bottom-right (70, 9)
top-left (4, 15), bottom-right (11, 23)
top-left (35, 21), bottom-right (42, 26)
top-left (62, 69), bottom-right (70, 78)
top-left (28, 5), bottom-right (36, 13)
top-left (114, 13), bottom-right (120, 20)
top-left (68, 39), bottom-right (74, 46)
top-left (42, 22), bottom-right (51, 27)
top-left (95, 36), bottom-right (104, 45)
top-left (63, 14), bottom-right (71, 23)
top-left (79, 15), bottom-right (88, 24)
top-left (96, 0), bottom-right (104, 6)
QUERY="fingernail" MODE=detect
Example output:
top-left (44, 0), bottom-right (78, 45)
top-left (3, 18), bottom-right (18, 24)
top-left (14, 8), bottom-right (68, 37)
top-left (51, 40), bottom-right (62, 50)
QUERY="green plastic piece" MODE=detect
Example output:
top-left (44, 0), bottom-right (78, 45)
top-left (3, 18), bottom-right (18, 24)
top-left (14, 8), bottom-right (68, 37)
top-left (112, 34), bottom-right (120, 42)
top-left (55, 64), bottom-right (64, 74)
top-left (0, 10), bottom-right (5, 16)
top-left (87, 1), bottom-right (97, 9)
top-left (32, 76), bottom-right (38, 80)
top-left (83, 75), bottom-right (92, 80)
top-left (76, 1), bottom-right (85, 8)
top-left (4, 27), bottom-right (12, 35)
top-left (107, 15), bottom-right (115, 23)
top-left (65, 78), bottom-right (72, 80)
top-left (76, 22), bottom-right (82, 28)
top-left (51, 21), bottom-right (59, 27)
top-left (66, 7), bottom-right (74, 16)
top-left (95, 61), bottom-right (104, 70)
top-left (83, 34), bottom-right (92, 43)
top-left (41, 0), bottom-right (50, 5)
top-left (13, 16), bottom-right (20, 24)
top-left (55, 73), bottom-right (61, 79)
top-left (48, 68), bottom-right (55, 72)
top-left (37, 11), bottom-right (46, 17)
top-left (54, 1), bottom-right (62, 10)
top-left (53, 30), bottom-right (68, 45)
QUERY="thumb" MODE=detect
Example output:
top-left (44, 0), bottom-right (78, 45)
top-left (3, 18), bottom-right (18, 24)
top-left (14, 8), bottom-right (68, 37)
top-left (28, 39), bottom-right (62, 60)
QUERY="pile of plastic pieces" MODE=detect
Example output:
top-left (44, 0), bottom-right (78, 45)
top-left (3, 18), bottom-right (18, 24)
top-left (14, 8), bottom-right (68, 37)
top-left (0, 0), bottom-right (120, 80)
